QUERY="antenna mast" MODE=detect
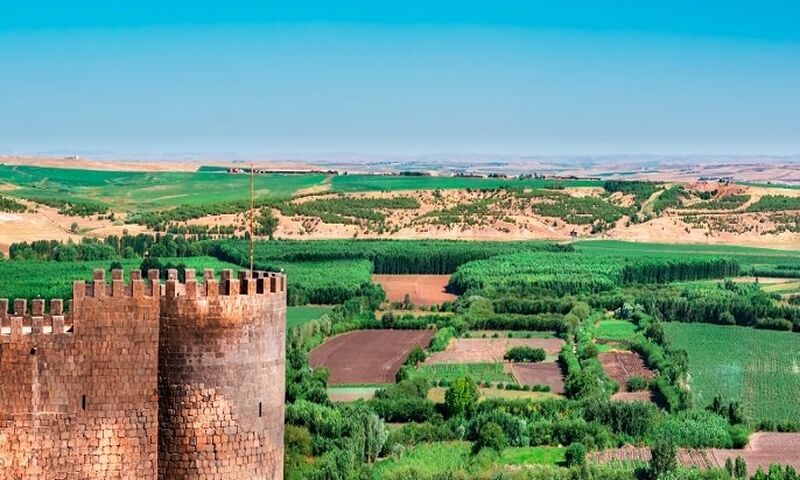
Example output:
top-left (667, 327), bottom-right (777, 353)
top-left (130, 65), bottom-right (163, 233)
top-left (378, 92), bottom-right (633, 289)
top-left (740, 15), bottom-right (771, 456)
top-left (249, 163), bottom-right (255, 274)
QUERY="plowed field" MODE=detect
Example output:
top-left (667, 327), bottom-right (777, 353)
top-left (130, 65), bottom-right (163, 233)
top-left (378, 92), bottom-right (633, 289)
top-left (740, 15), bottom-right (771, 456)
top-left (373, 274), bottom-right (457, 306)
top-left (426, 338), bottom-right (564, 364)
top-left (591, 433), bottom-right (800, 475)
top-left (510, 363), bottom-right (565, 394)
top-left (598, 351), bottom-right (655, 391)
top-left (309, 329), bottom-right (434, 384)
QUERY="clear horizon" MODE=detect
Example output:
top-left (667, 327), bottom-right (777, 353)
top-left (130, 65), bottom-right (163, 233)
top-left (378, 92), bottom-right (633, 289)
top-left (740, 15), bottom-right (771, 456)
top-left (1, 1), bottom-right (799, 156)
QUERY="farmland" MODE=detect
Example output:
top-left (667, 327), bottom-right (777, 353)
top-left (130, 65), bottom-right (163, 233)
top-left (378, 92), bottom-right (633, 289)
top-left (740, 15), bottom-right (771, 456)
top-left (330, 174), bottom-right (602, 192)
top-left (425, 337), bottom-right (564, 363)
top-left (2, 164), bottom-right (800, 252)
top-left (408, 362), bottom-right (515, 384)
top-left (372, 274), bottom-right (457, 306)
top-left (664, 323), bottom-right (800, 424)
top-left (3, 164), bottom-right (800, 478)
top-left (308, 329), bottom-right (434, 384)
top-left (0, 164), bottom-right (327, 210)
top-left (286, 305), bottom-right (334, 329)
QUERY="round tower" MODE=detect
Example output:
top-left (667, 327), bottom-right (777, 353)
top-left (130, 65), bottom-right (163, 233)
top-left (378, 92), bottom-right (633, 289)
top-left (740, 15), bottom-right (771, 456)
top-left (157, 268), bottom-right (286, 480)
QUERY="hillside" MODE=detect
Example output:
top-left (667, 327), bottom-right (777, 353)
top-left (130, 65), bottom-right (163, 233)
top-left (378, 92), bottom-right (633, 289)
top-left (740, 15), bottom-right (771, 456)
top-left (1, 165), bottom-right (799, 254)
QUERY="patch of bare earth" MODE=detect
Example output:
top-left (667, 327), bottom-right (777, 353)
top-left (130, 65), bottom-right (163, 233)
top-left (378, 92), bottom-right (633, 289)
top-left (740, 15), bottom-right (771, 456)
top-left (327, 389), bottom-right (377, 403)
top-left (0, 155), bottom-right (200, 172)
top-left (425, 337), bottom-right (565, 364)
top-left (372, 274), bottom-right (457, 306)
top-left (598, 351), bottom-right (655, 391)
top-left (309, 329), bottom-right (435, 384)
top-left (0, 202), bottom-right (80, 254)
top-left (510, 363), bottom-right (565, 394)
top-left (611, 390), bottom-right (658, 403)
top-left (591, 433), bottom-right (800, 475)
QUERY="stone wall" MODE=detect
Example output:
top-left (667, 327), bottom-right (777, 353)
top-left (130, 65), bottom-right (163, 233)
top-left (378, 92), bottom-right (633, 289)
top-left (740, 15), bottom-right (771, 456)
top-left (158, 269), bottom-right (286, 480)
top-left (0, 270), bottom-right (161, 479)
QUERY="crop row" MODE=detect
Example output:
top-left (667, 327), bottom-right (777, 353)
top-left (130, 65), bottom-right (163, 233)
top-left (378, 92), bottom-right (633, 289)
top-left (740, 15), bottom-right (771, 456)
top-left (449, 251), bottom-right (739, 294)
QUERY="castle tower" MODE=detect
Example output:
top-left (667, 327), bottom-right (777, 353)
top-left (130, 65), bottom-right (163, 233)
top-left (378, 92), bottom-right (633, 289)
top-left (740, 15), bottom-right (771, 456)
top-left (157, 268), bottom-right (286, 480)
top-left (0, 269), bottom-right (161, 479)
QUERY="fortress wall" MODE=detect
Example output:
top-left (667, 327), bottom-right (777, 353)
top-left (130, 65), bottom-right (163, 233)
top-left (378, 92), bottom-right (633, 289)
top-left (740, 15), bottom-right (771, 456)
top-left (0, 269), bottom-right (160, 480)
top-left (158, 269), bottom-right (286, 480)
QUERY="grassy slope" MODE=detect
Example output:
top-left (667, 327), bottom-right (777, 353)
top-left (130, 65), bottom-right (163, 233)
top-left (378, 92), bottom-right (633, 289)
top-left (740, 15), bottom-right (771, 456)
top-left (0, 165), bottom-right (326, 210)
top-left (664, 323), bottom-right (800, 423)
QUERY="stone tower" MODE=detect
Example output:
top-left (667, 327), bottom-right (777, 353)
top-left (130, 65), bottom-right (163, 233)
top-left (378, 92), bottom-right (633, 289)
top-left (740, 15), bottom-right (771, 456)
top-left (158, 269), bottom-right (286, 480)
top-left (0, 267), bottom-right (286, 480)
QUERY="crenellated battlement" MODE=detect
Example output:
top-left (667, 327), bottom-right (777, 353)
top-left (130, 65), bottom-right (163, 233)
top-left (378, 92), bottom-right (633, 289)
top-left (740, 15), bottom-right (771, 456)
top-left (0, 267), bottom-right (286, 341)
top-left (161, 268), bottom-right (287, 299)
top-left (71, 267), bottom-right (287, 300)
top-left (0, 298), bottom-right (71, 339)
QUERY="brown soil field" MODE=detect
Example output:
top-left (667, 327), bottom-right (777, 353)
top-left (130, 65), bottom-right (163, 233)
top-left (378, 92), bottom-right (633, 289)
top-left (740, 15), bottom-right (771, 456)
top-left (425, 337), bottom-right (565, 364)
top-left (591, 433), bottom-right (800, 475)
top-left (599, 351), bottom-right (655, 391)
top-left (610, 390), bottom-right (659, 404)
top-left (372, 274), bottom-right (458, 306)
top-left (309, 329), bottom-right (435, 384)
top-left (510, 363), bottom-right (565, 394)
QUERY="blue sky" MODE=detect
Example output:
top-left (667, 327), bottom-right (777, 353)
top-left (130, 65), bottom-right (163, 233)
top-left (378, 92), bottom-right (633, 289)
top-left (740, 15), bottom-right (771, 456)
top-left (1, 1), bottom-right (798, 156)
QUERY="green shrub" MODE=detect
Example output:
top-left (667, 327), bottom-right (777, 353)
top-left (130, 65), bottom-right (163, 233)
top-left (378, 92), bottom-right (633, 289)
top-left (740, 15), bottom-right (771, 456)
top-left (564, 442), bottom-right (586, 467)
top-left (626, 376), bottom-right (649, 392)
top-left (649, 438), bottom-right (677, 478)
top-left (406, 347), bottom-right (427, 366)
top-left (473, 422), bottom-right (507, 453)
top-left (503, 346), bottom-right (547, 363)
top-left (445, 377), bottom-right (479, 417)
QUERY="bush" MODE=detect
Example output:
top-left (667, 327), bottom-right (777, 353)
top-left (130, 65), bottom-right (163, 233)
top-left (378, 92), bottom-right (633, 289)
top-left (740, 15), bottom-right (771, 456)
top-left (473, 421), bottom-right (507, 453)
top-left (445, 377), bottom-right (479, 417)
top-left (626, 376), bottom-right (649, 392)
top-left (406, 347), bottom-right (427, 366)
top-left (650, 438), bottom-right (677, 479)
top-left (564, 442), bottom-right (586, 467)
top-left (429, 327), bottom-right (454, 352)
top-left (503, 346), bottom-right (546, 363)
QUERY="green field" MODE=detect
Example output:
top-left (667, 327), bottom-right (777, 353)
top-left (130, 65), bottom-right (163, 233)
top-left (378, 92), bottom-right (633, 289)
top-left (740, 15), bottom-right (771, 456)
top-left (0, 166), bottom-right (605, 212)
top-left (574, 240), bottom-right (800, 269)
top-left (664, 323), bottom-right (800, 423)
top-left (286, 305), bottom-right (335, 329)
top-left (408, 363), bottom-right (515, 384)
top-left (0, 165), bottom-right (326, 210)
top-left (594, 319), bottom-right (637, 341)
top-left (371, 441), bottom-right (474, 478)
top-left (331, 175), bottom-right (601, 193)
top-left (371, 441), bottom-right (564, 479)
top-left (497, 446), bottom-right (566, 466)
top-left (0, 256), bottom-right (241, 304)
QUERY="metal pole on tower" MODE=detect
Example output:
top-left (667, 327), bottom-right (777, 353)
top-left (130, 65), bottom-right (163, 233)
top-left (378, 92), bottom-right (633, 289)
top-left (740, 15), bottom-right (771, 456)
top-left (249, 163), bottom-right (254, 274)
